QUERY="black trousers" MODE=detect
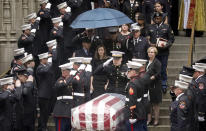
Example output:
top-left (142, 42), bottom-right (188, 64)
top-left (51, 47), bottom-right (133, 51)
top-left (38, 98), bottom-right (50, 131)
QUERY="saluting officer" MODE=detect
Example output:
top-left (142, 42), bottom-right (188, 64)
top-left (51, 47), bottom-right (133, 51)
top-left (192, 64), bottom-right (206, 131)
top-left (126, 25), bottom-right (149, 60)
top-left (53, 62), bottom-right (74, 131)
top-left (50, 17), bottom-right (64, 64)
top-left (94, 51), bottom-right (128, 95)
top-left (18, 24), bottom-right (36, 54)
top-left (36, 52), bottom-right (53, 131)
top-left (11, 48), bottom-right (26, 76)
top-left (170, 80), bottom-right (192, 131)
top-left (21, 54), bottom-right (35, 76)
top-left (147, 12), bottom-right (174, 93)
top-left (15, 68), bottom-right (36, 131)
top-left (69, 57), bottom-right (89, 106)
top-left (178, 73), bottom-right (197, 131)
top-left (0, 77), bottom-right (21, 131)
top-left (125, 61), bottom-right (147, 131)
top-left (57, 2), bottom-right (74, 60)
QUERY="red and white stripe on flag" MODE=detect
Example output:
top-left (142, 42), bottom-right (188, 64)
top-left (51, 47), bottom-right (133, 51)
top-left (71, 93), bottom-right (125, 130)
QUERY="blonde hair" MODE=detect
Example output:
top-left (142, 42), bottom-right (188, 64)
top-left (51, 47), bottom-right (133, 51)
top-left (147, 47), bottom-right (158, 55)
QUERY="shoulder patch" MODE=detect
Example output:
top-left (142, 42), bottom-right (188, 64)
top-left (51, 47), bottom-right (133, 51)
top-left (199, 83), bottom-right (204, 90)
top-left (179, 101), bottom-right (186, 109)
top-left (129, 87), bottom-right (134, 95)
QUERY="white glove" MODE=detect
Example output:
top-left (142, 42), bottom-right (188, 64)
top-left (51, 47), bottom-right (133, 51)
top-left (78, 64), bottom-right (86, 71)
top-left (45, 2), bottom-right (51, 9)
top-left (52, 45), bottom-right (56, 49)
top-left (48, 57), bottom-right (52, 63)
top-left (59, 22), bottom-right (63, 27)
top-left (65, 6), bottom-right (71, 13)
top-left (198, 116), bottom-right (205, 122)
top-left (85, 64), bottom-right (92, 72)
top-left (36, 17), bottom-right (41, 21)
top-left (30, 29), bottom-right (36, 33)
top-left (129, 119), bottom-right (137, 124)
top-left (91, 2), bottom-right (95, 10)
top-left (103, 57), bottom-right (113, 67)
top-left (70, 70), bottom-right (77, 76)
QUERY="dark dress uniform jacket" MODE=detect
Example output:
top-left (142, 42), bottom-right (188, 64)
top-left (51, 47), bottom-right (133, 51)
top-left (170, 93), bottom-right (192, 131)
top-left (50, 26), bottom-right (64, 64)
top-left (145, 58), bottom-right (162, 103)
top-left (37, 8), bottom-right (52, 53)
top-left (72, 70), bottom-right (90, 106)
top-left (147, 23), bottom-right (174, 55)
top-left (94, 63), bottom-right (128, 95)
top-left (36, 63), bottom-right (53, 99)
top-left (126, 36), bottom-right (149, 60)
top-left (0, 90), bottom-right (20, 131)
top-left (53, 76), bottom-right (74, 118)
top-left (21, 81), bottom-right (36, 126)
top-left (125, 76), bottom-right (146, 120)
top-left (18, 33), bottom-right (35, 54)
top-left (123, 0), bottom-right (141, 22)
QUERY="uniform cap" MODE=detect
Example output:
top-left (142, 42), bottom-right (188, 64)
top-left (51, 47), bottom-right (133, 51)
top-left (179, 74), bottom-right (193, 83)
top-left (111, 51), bottom-right (125, 58)
top-left (138, 14), bottom-right (144, 20)
top-left (15, 68), bottom-right (28, 76)
top-left (59, 62), bottom-right (73, 70)
top-left (0, 77), bottom-right (13, 86)
top-left (21, 24), bottom-right (31, 30)
top-left (132, 59), bottom-right (147, 65)
top-left (21, 54), bottom-right (33, 64)
top-left (195, 57), bottom-right (206, 64)
top-left (52, 17), bottom-right (62, 24)
top-left (68, 57), bottom-right (83, 63)
top-left (195, 63), bottom-right (206, 67)
top-left (38, 52), bottom-right (49, 59)
top-left (126, 61), bottom-right (143, 69)
top-left (192, 65), bottom-right (205, 72)
top-left (179, 66), bottom-right (195, 77)
top-left (39, 0), bottom-right (48, 4)
top-left (108, 27), bottom-right (118, 33)
top-left (26, 13), bottom-right (37, 20)
top-left (57, 2), bottom-right (67, 9)
top-left (174, 80), bottom-right (189, 90)
top-left (81, 36), bottom-right (91, 43)
top-left (131, 25), bottom-right (141, 31)
top-left (14, 48), bottom-right (25, 56)
top-left (153, 12), bottom-right (163, 18)
top-left (82, 57), bottom-right (92, 64)
top-left (46, 39), bottom-right (57, 47)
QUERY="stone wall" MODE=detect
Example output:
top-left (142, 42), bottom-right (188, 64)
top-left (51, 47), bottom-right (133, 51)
top-left (0, 0), bottom-right (40, 74)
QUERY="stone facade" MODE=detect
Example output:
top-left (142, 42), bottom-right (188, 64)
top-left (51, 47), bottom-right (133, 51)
top-left (0, 0), bottom-right (40, 74)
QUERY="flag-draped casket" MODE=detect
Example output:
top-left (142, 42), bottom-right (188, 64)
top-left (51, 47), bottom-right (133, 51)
top-left (71, 93), bottom-right (125, 130)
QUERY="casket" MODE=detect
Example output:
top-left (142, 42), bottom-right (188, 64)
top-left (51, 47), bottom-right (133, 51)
top-left (156, 38), bottom-right (168, 47)
top-left (71, 93), bottom-right (125, 131)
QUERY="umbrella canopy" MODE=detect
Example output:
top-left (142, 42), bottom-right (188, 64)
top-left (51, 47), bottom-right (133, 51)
top-left (70, 8), bottom-right (133, 29)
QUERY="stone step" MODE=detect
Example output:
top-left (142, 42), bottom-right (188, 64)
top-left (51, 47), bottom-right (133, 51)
top-left (169, 51), bottom-right (206, 59)
top-left (170, 44), bottom-right (206, 52)
top-left (159, 107), bottom-right (170, 116)
top-left (167, 59), bottom-right (188, 66)
top-left (174, 36), bottom-right (206, 45)
top-left (160, 99), bottom-right (172, 108)
top-left (148, 125), bottom-right (170, 131)
top-left (167, 66), bottom-right (182, 76)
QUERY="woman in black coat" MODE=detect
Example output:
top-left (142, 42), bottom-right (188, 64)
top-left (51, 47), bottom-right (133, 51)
top-left (91, 44), bottom-right (109, 98)
top-left (145, 47), bottom-right (162, 126)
